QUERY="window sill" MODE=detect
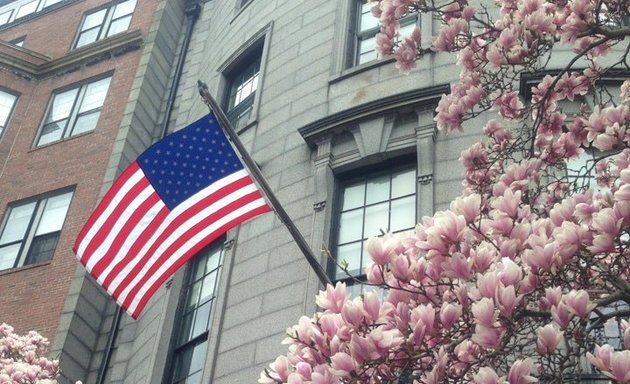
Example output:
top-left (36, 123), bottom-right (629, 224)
top-left (29, 129), bottom-right (95, 152)
top-left (0, 260), bottom-right (52, 276)
top-left (235, 118), bottom-right (257, 135)
top-left (329, 56), bottom-right (397, 85)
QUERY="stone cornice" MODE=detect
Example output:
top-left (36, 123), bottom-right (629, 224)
top-left (0, 29), bottom-right (144, 80)
top-left (298, 84), bottom-right (449, 148)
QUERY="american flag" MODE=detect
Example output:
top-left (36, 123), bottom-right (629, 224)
top-left (74, 113), bottom-right (271, 318)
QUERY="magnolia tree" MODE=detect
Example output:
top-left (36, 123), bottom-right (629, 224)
top-left (260, 0), bottom-right (630, 383)
top-left (0, 323), bottom-right (62, 384)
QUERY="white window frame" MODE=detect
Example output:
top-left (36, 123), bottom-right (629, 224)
top-left (36, 75), bottom-right (112, 147)
top-left (0, 89), bottom-right (18, 139)
top-left (0, 190), bottom-right (73, 271)
top-left (73, 0), bottom-right (137, 49)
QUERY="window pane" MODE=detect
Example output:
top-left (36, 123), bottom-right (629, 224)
top-left (199, 272), bottom-right (217, 303)
top-left (0, 202), bottom-right (36, 245)
top-left (186, 281), bottom-right (201, 308)
top-left (342, 182), bottom-right (365, 210)
top-left (363, 202), bottom-right (388, 237)
top-left (0, 90), bottom-right (17, 129)
top-left (359, 2), bottom-right (378, 32)
top-left (391, 168), bottom-right (415, 198)
top-left (80, 77), bottom-right (111, 112)
top-left (106, 15), bottom-right (132, 37)
top-left (365, 174), bottom-right (390, 204)
top-left (336, 242), bottom-right (362, 279)
top-left (76, 28), bottom-right (100, 48)
top-left (0, 244), bottom-right (20, 270)
top-left (15, 1), bottom-right (37, 19)
top-left (35, 192), bottom-right (72, 235)
top-left (173, 346), bottom-right (193, 381)
top-left (338, 209), bottom-right (363, 243)
top-left (358, 38), bottom-right (378, 64)
top-left (82, 9), bottom-right (106, 31)
top-left (390, 196), bottom-right (416, 232)
top-left (112, 0), bottom-right (136, 18)
top-left (191, 302), bottom-right (211, 339)
top-left (205, 249), bottom-right (221, 273)
top-left (38, 121), bottom-right (67, 145)
top-left (398, 19), bottom-right (416, 38)
top-left (72, 111), bottom-right (100, 135)
top-left (0, 11), bottom-right (12, 25)
top-left (25, 232), bottom-right (59, 264)
top-left (49, 88), bottom-right (78, 122)
top-left (43, 0), bottom-right (63, 8)
top-left (189, 341), bottom-right (208, 376)
top-left (178, 312), bottom-right (194, 345)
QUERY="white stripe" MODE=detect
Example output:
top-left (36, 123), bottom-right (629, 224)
top-left (76, 168), bottom-right (145, 258)
top-left (85, 184), bottom-right (156, 271)
top-left (96, 199), bottom-right (166, 284)
top-left (113, 181), bottom-right (259, 303)
top-left (126, 197), bottom-right (267, 315)
top-left (106, 169), bottom-right (249, 296)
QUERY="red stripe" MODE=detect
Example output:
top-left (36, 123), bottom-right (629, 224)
top-left (74, 162), bottom-right (142, 255)
top-left (79, 175), bottom-right (151, 265)
top-left (89, 192), bottom-right (162, 279)
top-left (129, 203), bottom-right (271, 318)
top-left (100, 206), bottom-right (170, 290)
top-left (109, 175), bottom-right (255, 299)
top-left (119, 190), bottom-right (267, 312)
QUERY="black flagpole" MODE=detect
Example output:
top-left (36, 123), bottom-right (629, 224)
top-left (197, 80), bottom-right (331, 286)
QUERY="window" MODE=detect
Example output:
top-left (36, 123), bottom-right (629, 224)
top-left (334, 166), bottom-right (417, 295)
top-left (170, 244), bottom-right (223, 384)
top-left (352, 0), bottom-right (418, 66)
top-left (225, 53), bottom-right (261, 130)
top-left (74, 0), bottom-right (136, 48)
top-left (0, 190), bottom-right (73, 271)
top-left (0, 0), bottom-right (65, 26)
top-left (37, 76), bottom-right (111, 146)
top-left (0, 9), bottom-right (12, 25)
top-left (0, 89), bottom-right (18, 138)
top-left (9, 37), bottom-right (25, 47)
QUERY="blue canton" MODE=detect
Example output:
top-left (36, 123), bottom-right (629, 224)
top-left (138, 113), bottom-right (244, 209)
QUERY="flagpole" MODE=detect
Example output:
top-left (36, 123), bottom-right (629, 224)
top-left (197, 80), bottom-right (331, 286)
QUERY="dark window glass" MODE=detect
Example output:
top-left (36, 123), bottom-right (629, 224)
top-left (225, 54), bottom-right (261, 130)
top-left (170, 244), bottom-right (223, 384)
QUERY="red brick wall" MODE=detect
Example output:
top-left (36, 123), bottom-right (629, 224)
top-left (0, 0), bottom-right (158, 341)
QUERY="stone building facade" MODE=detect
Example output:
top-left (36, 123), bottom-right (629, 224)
top-left (53, 0), bottom-right (479, 383)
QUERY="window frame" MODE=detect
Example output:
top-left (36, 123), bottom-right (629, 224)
top-left (0, 87), bottom-right (18, 140)
top-left (223, 45), bottom-right (263, 131)
top-left (35, 74), bottom-right (112, 147)
top-left (0, 189), bottom-right (74, 271)
top-left (72, 0), bottom-right (137, 49)
top-left (217, 23), bottom-right (272, 132)
top-left (168, 242), bottom-right (224, 384)
top-left (349, 0), bottom-right (419, 68)
top-left (330, 159), bottom-right (417, 294)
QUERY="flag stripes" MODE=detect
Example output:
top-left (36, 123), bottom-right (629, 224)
top-left (75, 164), bottom-right (270, 318)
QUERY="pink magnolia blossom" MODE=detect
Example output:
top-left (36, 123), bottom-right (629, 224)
top-left (536, 324), bottom-right (563, 354)
top-left (261, 2), bottom-right (630, 383)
